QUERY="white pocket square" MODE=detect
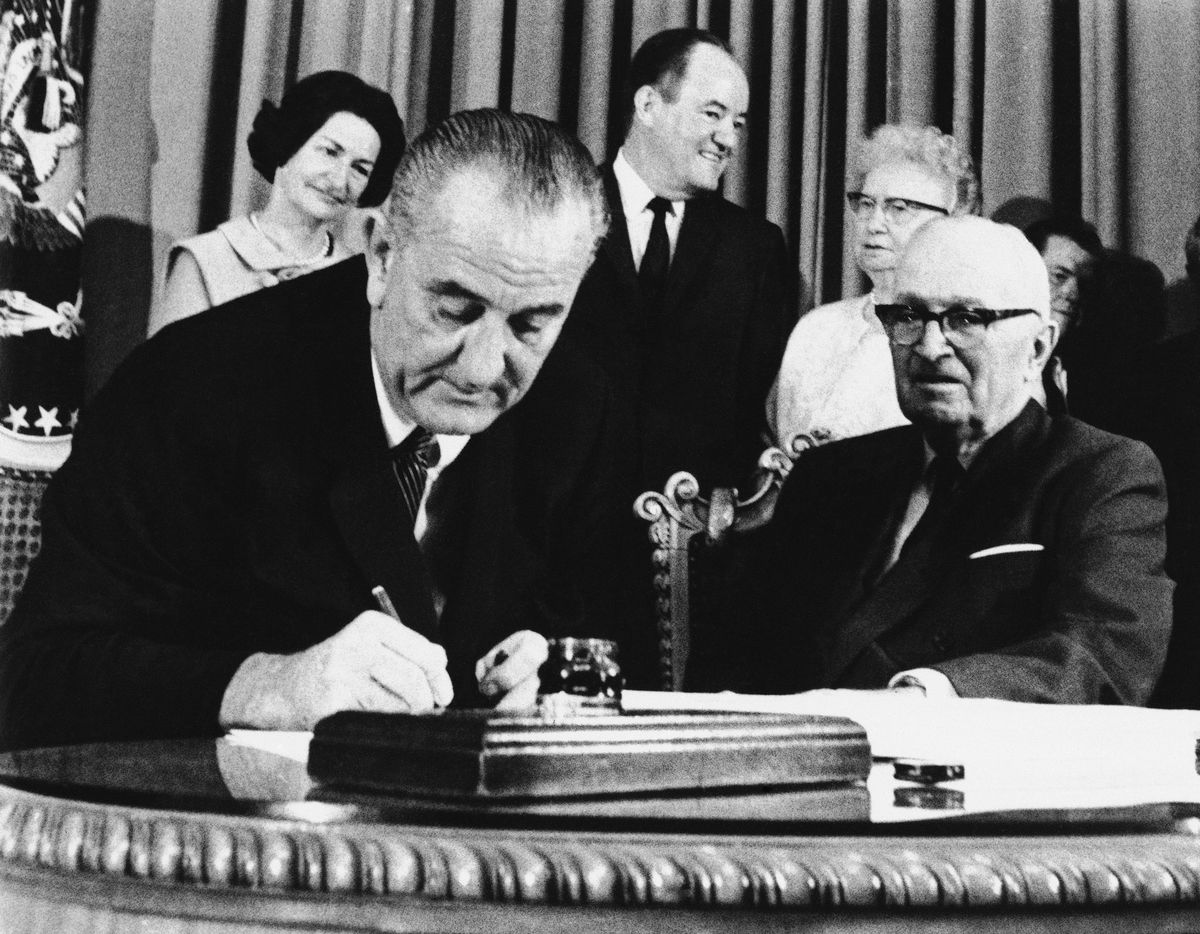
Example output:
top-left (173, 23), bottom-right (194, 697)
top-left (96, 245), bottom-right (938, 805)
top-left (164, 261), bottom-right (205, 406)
top-left (969, 543), bottom-right (1045, 559)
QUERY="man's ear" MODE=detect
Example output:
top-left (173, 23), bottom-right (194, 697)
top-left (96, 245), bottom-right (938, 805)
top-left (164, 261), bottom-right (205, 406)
top-left (363, 209), bottom-right (393, 308)
top-left (1030, 317), bottom-right (1060, 375)
top-left (631, 84), bottom-right (658, 127)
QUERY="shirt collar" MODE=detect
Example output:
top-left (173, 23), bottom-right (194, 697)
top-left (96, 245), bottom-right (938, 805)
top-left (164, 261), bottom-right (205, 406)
top-left (862, 291), bottom-right (879, 326)
top-left (920, 437), bottom-right (979, 475)
top-left (370, 352), bottom-right (470, 468)
top-left (613, 148), bottom-right (686, 220)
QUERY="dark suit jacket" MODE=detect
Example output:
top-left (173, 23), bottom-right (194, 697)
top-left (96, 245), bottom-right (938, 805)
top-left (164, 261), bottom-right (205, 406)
top-left (0, 258), bottom-right (628, 749)
top-left (705, 403), bottom-right (1171, 704)
top-left (1134, 331), bottom-right (1200, 707)
top-left (563, 165), bottom-right (797, 495)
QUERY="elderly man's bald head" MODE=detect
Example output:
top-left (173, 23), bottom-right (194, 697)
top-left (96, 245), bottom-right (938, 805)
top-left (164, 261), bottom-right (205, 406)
top-left (887, 215), bottom-right (1058, 459)
top-left (896, 216), bottom-right (1050, 319)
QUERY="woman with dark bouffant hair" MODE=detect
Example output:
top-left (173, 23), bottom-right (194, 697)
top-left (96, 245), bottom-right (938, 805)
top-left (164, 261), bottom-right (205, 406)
top-left (150, 70), bottom-right (405, 335)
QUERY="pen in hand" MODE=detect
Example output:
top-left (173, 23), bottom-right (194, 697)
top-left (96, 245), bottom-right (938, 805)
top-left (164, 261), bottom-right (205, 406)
top-left (371, 585), bottom-right (400, 620)
top-left (371, 584), bottom-right (453, 707)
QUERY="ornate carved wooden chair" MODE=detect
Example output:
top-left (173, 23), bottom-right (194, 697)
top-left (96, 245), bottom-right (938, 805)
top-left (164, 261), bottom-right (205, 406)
top-left (634, 439), bottom-right (814, 690)
top-left (0, 464), bottom-right (51, 626)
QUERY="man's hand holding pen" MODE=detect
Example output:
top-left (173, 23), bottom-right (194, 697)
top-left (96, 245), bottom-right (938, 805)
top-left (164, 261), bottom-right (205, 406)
top-left (373, 585), bottom-right (548, 711)
top-left (219, 610), bottom-right (455, 730)
top-left (219, 584), bottom-right (551, 729)
top-left (377, 586), bottom-right (547, 710)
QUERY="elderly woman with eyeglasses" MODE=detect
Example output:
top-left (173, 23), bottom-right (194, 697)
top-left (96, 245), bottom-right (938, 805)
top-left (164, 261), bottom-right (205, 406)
top-left (769, 124), bottom-right (979, 453)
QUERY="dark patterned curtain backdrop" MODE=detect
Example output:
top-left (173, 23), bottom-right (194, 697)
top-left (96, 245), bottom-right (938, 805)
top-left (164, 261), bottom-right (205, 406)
top-left (82, 0), bottom-right (1200, 394)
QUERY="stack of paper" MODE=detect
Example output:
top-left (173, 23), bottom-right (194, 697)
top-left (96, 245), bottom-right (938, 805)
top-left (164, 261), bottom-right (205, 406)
top-left (623, 689), bottom-right (1200, 814)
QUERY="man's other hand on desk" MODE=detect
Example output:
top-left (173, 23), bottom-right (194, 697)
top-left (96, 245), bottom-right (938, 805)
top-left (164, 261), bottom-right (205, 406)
top-left (218, 611), bottom-right (454, 730)
top-left (476, 630), bottom-right (550, 710)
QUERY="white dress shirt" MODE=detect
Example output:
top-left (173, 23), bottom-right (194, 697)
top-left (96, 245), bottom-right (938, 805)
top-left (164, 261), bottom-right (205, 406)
top-left (612, 148), bottom-right (685, 269)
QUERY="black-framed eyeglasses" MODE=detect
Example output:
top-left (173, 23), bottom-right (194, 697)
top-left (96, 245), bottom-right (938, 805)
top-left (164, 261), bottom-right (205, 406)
top-left (846, 192), bottom-right (949, 225)
top-left (875, 303), bottom-right (1040, 347)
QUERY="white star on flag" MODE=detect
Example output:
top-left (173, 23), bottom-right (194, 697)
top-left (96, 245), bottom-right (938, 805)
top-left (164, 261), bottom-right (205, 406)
top-left (34, 407), bottom-right (61, 436)
top-left (3, 405), bottom-right (28, 432)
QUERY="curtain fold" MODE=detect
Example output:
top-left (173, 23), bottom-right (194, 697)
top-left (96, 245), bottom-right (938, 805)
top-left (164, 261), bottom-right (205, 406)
top-left (228, 0), bottom-right (290, 221)
top-left (1079, 0), bottom-right (1127, 248)
top-left (981, 0), bottom-right (1054, 214)
top-left (840, 0), bottom-right (869, 299)
top-left (891, 0), bottom-right (937, 126)
top-left (451, 2), bottom-right (504, 111)
top-left (511, 2), bottom-right (565, 120)
top-left (763, 3), bottom-right (795, 235)
top-left (950, 0), bottom-right (975, 150)
top-left (1122, 0), bottom-right (1200, 270)
top-left (797, 1), bottom-right (829, 309)
top-left (575, 2), bottom-right (616, 162)
top-left (84, 0), bottom-right (1200, 391)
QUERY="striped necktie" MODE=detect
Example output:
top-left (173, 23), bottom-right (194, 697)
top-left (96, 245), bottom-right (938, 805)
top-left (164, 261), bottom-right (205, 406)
top-left (390, 427), bottom-right (441, 528)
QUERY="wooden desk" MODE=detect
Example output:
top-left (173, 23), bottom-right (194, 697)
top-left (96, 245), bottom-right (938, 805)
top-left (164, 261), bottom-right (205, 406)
top-left (1, 737), bottom-right (1199, 932)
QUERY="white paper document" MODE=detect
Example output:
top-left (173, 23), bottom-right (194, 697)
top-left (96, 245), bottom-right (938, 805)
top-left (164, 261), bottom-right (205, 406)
top-left (222, 694), bottom-right (1200, 819)
top-left (623, 688), bottom-right (1200, 815)
top-left (224, 728), bottom-right (312, 763)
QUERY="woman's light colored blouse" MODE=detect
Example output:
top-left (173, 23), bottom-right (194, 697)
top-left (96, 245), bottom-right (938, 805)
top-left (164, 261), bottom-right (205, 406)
top-left (769, 293), bottom-right (909, 452)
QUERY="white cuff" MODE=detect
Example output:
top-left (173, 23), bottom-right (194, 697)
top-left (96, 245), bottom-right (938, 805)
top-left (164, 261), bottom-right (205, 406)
top-left (888, 667), bottom-right (959, 699)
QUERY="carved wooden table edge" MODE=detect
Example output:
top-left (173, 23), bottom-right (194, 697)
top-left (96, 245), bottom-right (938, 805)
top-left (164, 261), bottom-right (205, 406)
top-left (3, 781), bottom-right (1200, 916)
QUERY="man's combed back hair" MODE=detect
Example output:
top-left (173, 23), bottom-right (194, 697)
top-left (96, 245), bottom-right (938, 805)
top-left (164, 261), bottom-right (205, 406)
top-left (1023, 215), bottom-right (1104, 257)
top-left (623, 28), bottom-right (731, 130)
top-left (387, 109), bottom-right (608, 259)
top-left (851, 123), bottom-right (980, 216)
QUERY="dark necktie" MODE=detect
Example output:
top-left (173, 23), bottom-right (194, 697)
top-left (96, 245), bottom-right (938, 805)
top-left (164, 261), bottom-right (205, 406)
top-left (390, 427), bottom-right (441, 529)
top-left (899, 454), bottom-right (965, 559)
top-left (639, 196), bottom-right (673, 308)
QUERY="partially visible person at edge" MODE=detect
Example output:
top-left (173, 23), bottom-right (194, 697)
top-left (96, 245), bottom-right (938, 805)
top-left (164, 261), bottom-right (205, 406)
top-left (1136, 210), bottom-right (1200, 709)
top-left (148, 70), bottom-right (405, 336)
top-left (1024, 215), bottom-right (1166, 436)
top-left (769, 124), bottom-right (979, 454)
top-left (1021, 215), bottom-right (1102, 416)
top-left (0, 109), bottom-right (628, 750)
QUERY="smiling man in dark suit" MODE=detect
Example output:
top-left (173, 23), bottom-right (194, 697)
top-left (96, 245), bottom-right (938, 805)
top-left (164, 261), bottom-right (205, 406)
top-left (0, 110), bottom-right (624, 748)
top-left (707, 216), bottom-right (1171, 704)
top-left (565, 27), bottom-right (795, 500)
top-left (563, 29), bottom-right (795, 686)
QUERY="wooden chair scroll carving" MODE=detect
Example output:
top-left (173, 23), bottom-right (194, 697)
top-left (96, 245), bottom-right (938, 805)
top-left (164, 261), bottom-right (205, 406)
top-left (633, 439), bottom-right (813, 691)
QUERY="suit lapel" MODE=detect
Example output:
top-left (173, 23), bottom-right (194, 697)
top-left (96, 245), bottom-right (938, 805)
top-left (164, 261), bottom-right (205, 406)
top-left (823, 527), bottom-right (939, 683)
top-left (599, 166), bottom-right (641, 306)
top-left (814, 433), bottom-right (924, 674)
top-left (660, 195), bottom-right (720, 321)
top-left (823, 404), bottom-right (1049, 683)
top-left (326, 452), bottom-right (439, 639)
top-left (822, 434), bottom-right (923, 622)
top-left (922, 403), bottom-right (1049, 566)
top-left (309, 331), bottom-right (439, 639)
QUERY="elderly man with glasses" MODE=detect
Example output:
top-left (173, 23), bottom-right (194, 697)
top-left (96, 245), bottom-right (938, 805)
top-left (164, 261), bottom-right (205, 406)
top-left (699, 215), bottom-right (1171, 705)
